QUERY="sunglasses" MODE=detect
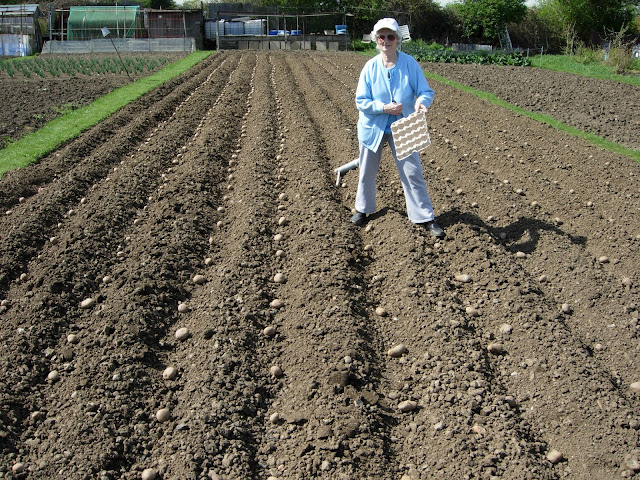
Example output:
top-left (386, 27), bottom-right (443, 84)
top-left (377, 34), bottom-right (397, 41)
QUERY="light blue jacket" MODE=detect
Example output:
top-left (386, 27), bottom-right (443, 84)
top-left (356, 51), bottom-right (434, 152)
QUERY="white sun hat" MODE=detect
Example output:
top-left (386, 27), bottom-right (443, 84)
top-left (372, 18), bottom-right (400, 37)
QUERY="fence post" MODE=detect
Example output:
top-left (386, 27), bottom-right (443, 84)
top-left (539, 46), bottom-right (543, 67)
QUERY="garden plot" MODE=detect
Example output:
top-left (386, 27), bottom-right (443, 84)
top-left (0, 51), bottom-right (639, 480)
top-left (423, 62), bottom-right (640, 150)
top-left (0, 53), bottom-right (186, 150)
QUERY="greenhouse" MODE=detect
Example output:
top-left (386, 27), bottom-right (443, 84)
top-left (67, 6), bottom-right (140, 41)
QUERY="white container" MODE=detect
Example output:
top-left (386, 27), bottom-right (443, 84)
top-left (244, 19), bottom-right (265, 36)
top-left (224, 21), bottom-right (244, 35)
top-left (204, 19), bottom-right (223, 40)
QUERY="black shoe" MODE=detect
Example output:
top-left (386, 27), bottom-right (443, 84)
top-left (350, 211), bottom-right (367, 226)
top-left (423, 220), bottom-right (445, 238)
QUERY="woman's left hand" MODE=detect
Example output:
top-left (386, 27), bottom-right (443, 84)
top-left (415, 102), bottom-right (428, 114)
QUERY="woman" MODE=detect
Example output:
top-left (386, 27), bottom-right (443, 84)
top-left (351, 18), bottom-right (444, 238)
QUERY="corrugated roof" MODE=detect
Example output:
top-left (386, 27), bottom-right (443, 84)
top-left (0, 4), bottom-right (41, 15)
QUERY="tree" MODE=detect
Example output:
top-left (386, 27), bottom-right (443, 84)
top-left (458, 0), bottom-right (527, 40)
top-left (538, 0), bottom-right (639, 45)
top-left (178, 0), bottom-right (204, 9)
top-left (149, 0), bottom-right (177, 9)
top-left (507, 7), bottom-right (564, 49)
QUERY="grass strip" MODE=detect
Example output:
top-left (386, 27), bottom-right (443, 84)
top-left (534, 54), bottom-right (640, 87)
top-left (0, 50), bottom-right (213, 177)
top-left (423, 70), bottom-right (640, 164)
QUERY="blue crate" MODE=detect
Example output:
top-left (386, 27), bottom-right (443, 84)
top-left (335, 24), bottom-right (347, 34)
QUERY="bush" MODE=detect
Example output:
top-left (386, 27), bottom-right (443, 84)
top-left (605, 26), bottom-right (636, 74)
top-left (353, 39), bottom-right (377, 52)
top-left (402, 43), bottom-right (532, 66)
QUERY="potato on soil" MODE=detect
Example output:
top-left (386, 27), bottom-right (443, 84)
top-left (270, 299), bottom-right (284, 308)
top-left (175, 327), bottom-right (190, 341)
top-left (388, 344), bottom-right (408, 358)
top-left (547, 449), bottom-right (563, 464)
top-left (269, 412), bottom-right (281, 423)
top-left (141, 468), bottom-right (158, 480)
top-left (80, 298), bottom-right (96, 309)
top-left (163, 366), bottom-right (178, 380)
top-left (398, 400), bottom-right (417, 412)
top-left (156, 408), bottom-right (170, 423)
top-left (465, 306), bottom-right (480, 317)
top-left (263, 325), bottom-right (277, 336)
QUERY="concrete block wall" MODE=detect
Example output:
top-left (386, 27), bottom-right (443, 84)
top-left (42, 37), bottom-right (196, 54)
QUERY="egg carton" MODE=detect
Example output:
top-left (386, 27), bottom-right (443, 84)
top-left (391, 111), bottom-right (431, 161)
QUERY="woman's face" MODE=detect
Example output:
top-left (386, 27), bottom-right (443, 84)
top-left (376, 28), bottom-right (397, 53)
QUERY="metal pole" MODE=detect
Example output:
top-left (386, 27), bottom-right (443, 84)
top-left (103, 27), bottom-right (133, 81)
top-left (109, 35), bottom-right (132, 81)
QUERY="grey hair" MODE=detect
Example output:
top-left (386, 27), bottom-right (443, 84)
top-left (373, 31), bottom-right (403, 51)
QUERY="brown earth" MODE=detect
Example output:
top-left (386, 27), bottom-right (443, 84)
top-left (0, 53), bottom-right (186, 150)
top-left (0, 51), bottom-right (639, 480)
top-left (422, 62), bottom-right (640, 150)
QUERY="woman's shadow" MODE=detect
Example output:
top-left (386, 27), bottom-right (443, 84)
top-left (436, 207), bottom-right (587, 253)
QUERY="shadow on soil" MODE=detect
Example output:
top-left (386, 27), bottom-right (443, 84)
top-left (437, 207), bottom-right (587, 253)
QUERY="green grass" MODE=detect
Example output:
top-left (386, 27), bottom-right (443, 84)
top-left (423, 70), bottom-right (640, 163)
top-left (0, 50), bottom-right (212, 177)
top-left (534, 54), bottom-right (640, 87)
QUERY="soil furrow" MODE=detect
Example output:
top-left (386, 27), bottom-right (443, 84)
top-left (110, 51), bottom-right (263, 480)
top-left (1, 51), bottom-right (639, 480)
top-left (306, 54), bottom-right (558, 479)
top-left (422, 83), bottom-right (640, 388)
top-left (0, 54), bottom-right (234, 296)
top-left (0, 53), bottom-right (245, 477)
top-left (423, 62), bottom-right (640, 150)
top-left (251, 51), bottom-right (397, 479)
top-left (0, 54), bottom-right (220, 211)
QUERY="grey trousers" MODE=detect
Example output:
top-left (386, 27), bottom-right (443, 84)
top-left (354, 134), bottom-right (435, 224)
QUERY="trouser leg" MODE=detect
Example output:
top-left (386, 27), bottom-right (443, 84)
top-left (354, 142), bottom-right (383, 215)
top-left (387, 135), bottom-right (435, 223)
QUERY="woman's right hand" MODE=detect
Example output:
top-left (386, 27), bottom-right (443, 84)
top-left (383, 102), bottom-right (403, 115)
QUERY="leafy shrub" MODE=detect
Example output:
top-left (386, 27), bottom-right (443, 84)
top-left (353, 39), bottom-right (377, 52)
top-left (402, 43), bottom-right (532, 66)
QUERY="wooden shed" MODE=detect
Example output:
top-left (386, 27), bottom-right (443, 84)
top-left (144, 9), bottom-right (203, 50)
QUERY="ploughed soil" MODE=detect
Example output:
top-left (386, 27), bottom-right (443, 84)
top-left (0, 51), bottom-right (639, 480)
top-left (0, 53), bottom-right (186, 150)
top-left (423, 62), bottom-right (640, 150)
